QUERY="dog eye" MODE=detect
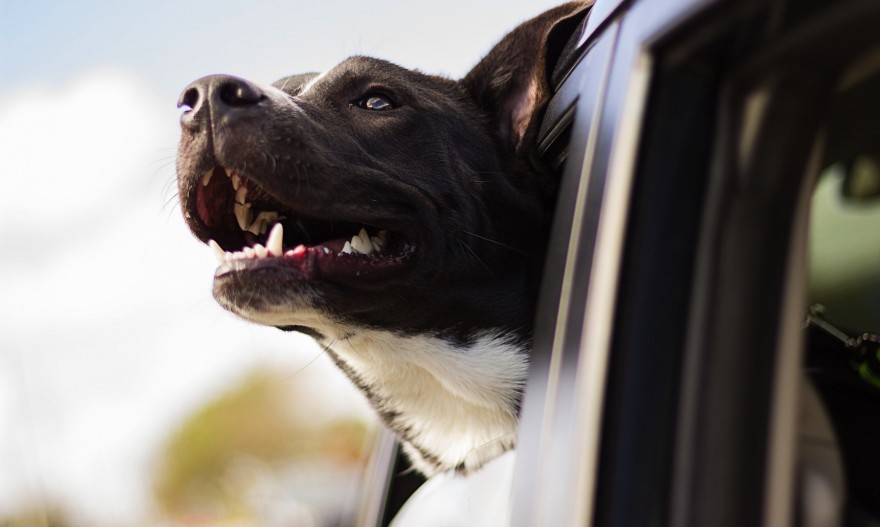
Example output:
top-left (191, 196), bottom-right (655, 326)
top-left (356, 94), bottom-right (395, 111)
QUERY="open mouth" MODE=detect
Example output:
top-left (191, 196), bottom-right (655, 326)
top-left (191, 166), bottom-right (415, 282)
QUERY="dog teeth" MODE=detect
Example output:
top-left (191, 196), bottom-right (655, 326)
top-left (209, 218), bottom-right (391, 264)
top-left (231, 173), bottom-right (242, 190)
top-left (343, 228), bottom-right (391, 255)
top-left (350, 228), bottom-right (373, 255)
top-left (200, 169), bottom-right (214, 187)
top-left (209, 225), bottom-right (285, 264)
top-left (371, 230), bottom-right (389, 250)
top-left (234, 202), bottom-right (253, 230)
top-left (266, 223), bottom-right (283, 256)
top-left (235, 184), bottom-right (248, 205)
top-left (247, 211), bottom-right (278, 235)
top-left (208, 239), bottom-right (225, 264)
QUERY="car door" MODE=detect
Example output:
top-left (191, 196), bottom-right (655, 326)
top-left (517, 0), bottom-right (880, 526)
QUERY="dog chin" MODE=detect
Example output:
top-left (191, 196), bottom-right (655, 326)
top-left (217, 296), bottom-right (332, 333)
top-left (212, 272), bottom-right (328, 327)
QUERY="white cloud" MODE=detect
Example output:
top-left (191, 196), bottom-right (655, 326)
top-left (0, 69), bottom-right (169, 228)
top-left (0, 69), bottom-right (371, 525)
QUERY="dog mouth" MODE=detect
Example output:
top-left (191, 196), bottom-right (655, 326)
top-left (189, 165), bottom-right (415, 283)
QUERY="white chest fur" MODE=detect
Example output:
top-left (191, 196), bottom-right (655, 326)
top-left (326, 330), bottom-right (528, 474)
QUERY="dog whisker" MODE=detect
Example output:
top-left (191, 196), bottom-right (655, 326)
top-left (466, 432), bottom-right (517, 459)
top-left (458, 240), bottom-right (495, 278)
top-left (286, 338), bottom-right (336, 380)
top-left (159, 193), bottom-right (181, 217)
top-left (461, 231), bottom-right (526, 255)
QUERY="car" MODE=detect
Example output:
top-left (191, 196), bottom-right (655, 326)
top-left (355, 0), bottom-right (880, 525)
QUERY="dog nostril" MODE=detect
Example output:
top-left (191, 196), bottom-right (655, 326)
top-left (178, 86), bottom-right (201, 111)
top-left (218, 80), bottom-right (263, 107)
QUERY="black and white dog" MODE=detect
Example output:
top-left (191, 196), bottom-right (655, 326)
top-left (176, 2), bottom-right (591, 476)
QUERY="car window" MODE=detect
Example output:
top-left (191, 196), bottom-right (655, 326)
top-left (804, 44), bottom-right (880, 523)
top-left (809, 55), bottom-right (880, 333)
top-left (810, 161), bottom-right (880, 332)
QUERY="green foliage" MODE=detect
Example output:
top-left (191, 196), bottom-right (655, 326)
top-left (0, 504), bottom-right (72, 527)
top-left (153, 368), bottom-right (369, 518)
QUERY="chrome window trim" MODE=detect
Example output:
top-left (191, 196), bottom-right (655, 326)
top-left (568, 48), bottom-right (653, 527)
top-left (511, 22), bottom-right (619, 527)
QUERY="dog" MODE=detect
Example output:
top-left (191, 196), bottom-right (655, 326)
top-left (176, 2), bottom-right (592, 476)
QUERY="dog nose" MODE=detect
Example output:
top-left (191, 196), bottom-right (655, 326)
top-left (177, 75), bottom-right (264, 130)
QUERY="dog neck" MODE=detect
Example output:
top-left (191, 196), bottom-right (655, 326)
top-left (320, 329), bottom-right (528, 475)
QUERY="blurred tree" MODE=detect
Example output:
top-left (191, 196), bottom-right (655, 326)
top-left (153, 368), bottom-right (369, 522)
top-left (0, 504), bottom-right (72, 527)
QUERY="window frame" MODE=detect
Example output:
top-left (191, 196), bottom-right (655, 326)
top-left (518, 0), bottom-right (880, 526)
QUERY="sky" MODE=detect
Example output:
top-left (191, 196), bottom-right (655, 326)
top-left (0, 1), bottom-right (563, 525)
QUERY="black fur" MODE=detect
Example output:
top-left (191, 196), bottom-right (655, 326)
top-left (176, 2), bottom-right (593, 474)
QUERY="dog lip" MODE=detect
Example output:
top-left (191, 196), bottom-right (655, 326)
top-left (212, 239), bottom-right (417, 285)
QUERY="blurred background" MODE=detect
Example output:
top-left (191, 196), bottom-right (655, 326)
top-left (0, 1), bottom-right (561, 525)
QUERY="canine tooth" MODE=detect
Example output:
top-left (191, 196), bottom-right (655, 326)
top-left (231, 173), bottom-right (242, 190)
top-left (208, 240), bottom-right (226, 264)
top-left (234, 203), bottom-right (253, 231)
top-left (341, 241), bottom-right (353, 254)
top-left (254, 244), bottom-right (268, 259)
top-left (235, 185), bottom-right (248, 205)
top-left (266, 223), bottom-right (283, 256)
top-left (225, 167), bottom-right (233, 178)
top-left (200, 169), bottom-right (214, 187)
top-left (323, 247), bottom-right (331, 254)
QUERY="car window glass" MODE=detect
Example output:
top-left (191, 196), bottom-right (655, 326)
top-left (809, 50), bottom-right (880, 333)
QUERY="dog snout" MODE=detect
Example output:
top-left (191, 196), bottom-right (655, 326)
top-left (177, 74), bottom-right (265, 131)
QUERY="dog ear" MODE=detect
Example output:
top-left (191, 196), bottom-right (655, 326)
top-left (461, 2), bottom-right (593, 154)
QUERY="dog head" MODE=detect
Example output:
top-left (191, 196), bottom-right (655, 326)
top-left (176, 1), bottom-right (592, 475)
top-left (176, 3), bottom-right (589, 347)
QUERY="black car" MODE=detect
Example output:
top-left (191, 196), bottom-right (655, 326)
top-left (359, 0), bottom-right (880, 525)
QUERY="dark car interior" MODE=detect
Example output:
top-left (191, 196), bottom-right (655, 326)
top-left (805, 45), bottom-right (880, 524)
